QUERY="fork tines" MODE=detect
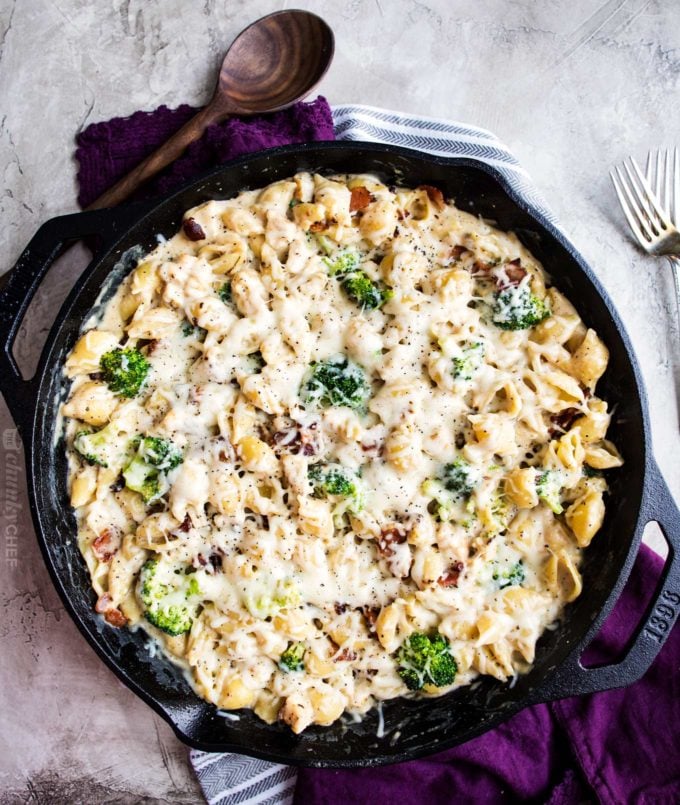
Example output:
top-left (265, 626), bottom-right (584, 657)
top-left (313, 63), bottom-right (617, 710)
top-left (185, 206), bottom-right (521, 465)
top-left (610, 148), bottom-right (679, 251)
top-left (646, 148), bottom-right (680, 226)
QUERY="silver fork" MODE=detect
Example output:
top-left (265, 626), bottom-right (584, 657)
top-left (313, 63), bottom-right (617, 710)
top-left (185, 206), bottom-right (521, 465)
top-left (610, 148), bottom-right (680, 308)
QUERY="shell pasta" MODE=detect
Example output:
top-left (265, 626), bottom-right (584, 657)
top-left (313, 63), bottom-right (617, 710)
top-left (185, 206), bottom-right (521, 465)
top-left (62, 173), bottom-right (621, 732)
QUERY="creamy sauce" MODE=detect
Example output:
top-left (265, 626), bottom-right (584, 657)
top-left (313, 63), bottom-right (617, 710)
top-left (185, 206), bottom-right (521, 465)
top-left (61, 173), bottom-right (622, 734)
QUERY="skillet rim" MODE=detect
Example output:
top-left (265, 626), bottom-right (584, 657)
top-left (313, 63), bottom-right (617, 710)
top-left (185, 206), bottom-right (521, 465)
top-left (23, 140), bottom-right (653, 765)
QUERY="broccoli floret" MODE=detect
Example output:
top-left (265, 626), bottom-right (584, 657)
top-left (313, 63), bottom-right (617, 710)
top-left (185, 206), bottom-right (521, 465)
top-left (138, 436), bottom-right (183, 470)
top-left (321, 241), bottom-right (390, 309)
top-left (73, 422), bottom-right (128, 468)
top-left (271, 579), bottom-right (300, 609)
top-left (441, 458), bottom-right (481, 500)
top-left (139, 559), bottom-right (201, 636)
top-left (74, 430), bottom-right (108, 467)
top-left (123, 436), bottom-right (183, 503)
top-left (423, 459), bottom-right (481, 522)
top-left (217, 282), bottom-right (232, 304)
top-left (245, 578), bottom-right (301, 619)
top-left (322, 247), bottom-right (360, 274)
top-left (309, 463), bottom-right (356, 497)
top-left (452, 341), bottom-right (485, 380)
top-left (492, 283), bottom-right (550, 330)
top-left (583, 465), bottom-right (602, 479)
top-left (536, 469), bottom-right (564, 514)
top-left (124, 458), bottom-right (161, 503)
top-left (396, 632), bottom-right (457, 691)
top-left (493, 560), bottom-right (525, 590)
top-left (279, 642), bottom-right (306, 672)
top-left (314, 232), bottom-right (336, 256)
top-left (302, 355), bottom-right (370, 411)
top-left (341, 271), bottom-right (392, 310)
top-left (308, 463), bottom-right (364, 511)
top-left (422, 482), bottom-right (475, 523)
top-left (485, 490), bottom-right (513, 536)
top-left (99, 347), bottom-right (150, 398)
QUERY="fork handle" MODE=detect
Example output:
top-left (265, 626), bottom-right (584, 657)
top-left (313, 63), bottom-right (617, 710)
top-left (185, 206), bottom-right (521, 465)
top-left (669, 256), bottom-right (680, 317)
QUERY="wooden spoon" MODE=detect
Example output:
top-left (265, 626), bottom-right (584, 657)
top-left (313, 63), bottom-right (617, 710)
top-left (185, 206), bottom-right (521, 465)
top-left (88, 10), bottom-right (334, 210)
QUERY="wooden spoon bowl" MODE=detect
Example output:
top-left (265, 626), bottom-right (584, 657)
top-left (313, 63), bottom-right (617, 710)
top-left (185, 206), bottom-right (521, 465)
top-left (89, 10), bottom-right (334, 209)
top-left (218, 10), bottom-right (335, 114)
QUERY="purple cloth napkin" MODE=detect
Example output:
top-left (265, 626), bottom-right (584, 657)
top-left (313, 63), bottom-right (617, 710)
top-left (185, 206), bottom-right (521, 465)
top-left (75, 96), bottom-right (334, 208)
top-left (75, 102), bottom-right (679, 804)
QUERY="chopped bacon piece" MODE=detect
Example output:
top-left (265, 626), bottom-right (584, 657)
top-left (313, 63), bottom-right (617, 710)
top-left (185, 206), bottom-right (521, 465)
top-left (334, 602), bottom-right (350, 615)
top-left (438, 561), bottom-right (464, 588)
top-left (377, 526), bottom-right (408, 558)
top-left (482, 258), bottom-right (528, 290)
top-left (451, 245), bottom-right (469, 260)
top-left (349, 186), bottom-right (372, 212)
top-left (104, 608), bottom-right (128, 628)
top-left (110, 474), bottom-right (125, 493)
top-left (209, 553), bottom-right (223, 572)
top-left (549, 407), bottom-right (581, 435)
top-left (218, 443), bottom-right (235, 463)
top-left (272, 429), bottom-right (294, 447)
top-left (95, 593), bottom-right (112, 614)
top-left (361, 606), bottom-right (381, 632)
top-left (92, 529), bottom-right (120, 563)
top-left (271, 418), bottom-right (321, 457)
top-left (504, 259), bottom-right (527, 284)
top-left (419, 184), bottom-right (445, 210)
top-left (377, 526), bottom-right (412, 579)
top-left (335, 647), bottom-right (357, 662)
top-left (193, 550), bottom-right (223, 573)
top-left (360, 440), bottom-right (383, 458)
top-left (473, 259), bottom-right (495, 273)
top-left (178, 513), bottom-right (193, 533)
top-left (95, 593), bottom-right (128, 627)
top-left (182, 217), bottom-right (206, 241)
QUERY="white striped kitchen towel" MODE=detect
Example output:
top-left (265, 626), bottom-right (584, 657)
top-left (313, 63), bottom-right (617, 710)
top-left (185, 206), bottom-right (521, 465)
top-left (190, 103), bottom-right (554, 805)
top-left (332, 104), bottom-right (557, 224)
top-left (190, 749), bottom-right (297, 805)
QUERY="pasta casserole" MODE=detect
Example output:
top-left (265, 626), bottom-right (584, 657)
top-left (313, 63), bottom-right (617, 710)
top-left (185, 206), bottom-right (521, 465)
top-left (61, 172), bottom-right (622, 733)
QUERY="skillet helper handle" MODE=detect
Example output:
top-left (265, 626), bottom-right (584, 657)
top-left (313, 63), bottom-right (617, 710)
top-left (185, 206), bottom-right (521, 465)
top-left (536, 459), bottom-right (680, 701)
top-left (0, 208), bottom-right (139, 437)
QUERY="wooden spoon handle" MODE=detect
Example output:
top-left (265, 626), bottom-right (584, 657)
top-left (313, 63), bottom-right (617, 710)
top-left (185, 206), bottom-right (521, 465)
top-left (87, 103), bottom-right (227, 210)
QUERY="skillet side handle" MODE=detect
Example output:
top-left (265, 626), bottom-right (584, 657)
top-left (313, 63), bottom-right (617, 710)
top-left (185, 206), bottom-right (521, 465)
top-left (533, 460), bottom-right (680, 702)
top-left (0, 207), bottom-right (146, 438)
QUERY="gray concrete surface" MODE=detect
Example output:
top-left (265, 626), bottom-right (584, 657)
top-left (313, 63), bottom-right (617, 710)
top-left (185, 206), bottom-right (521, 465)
top-left (1, 0), bottom-right (678, 801)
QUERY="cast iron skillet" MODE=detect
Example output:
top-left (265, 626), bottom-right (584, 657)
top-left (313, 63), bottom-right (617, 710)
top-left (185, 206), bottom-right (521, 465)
top-left (1, 142), bottom-right (679, 767)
